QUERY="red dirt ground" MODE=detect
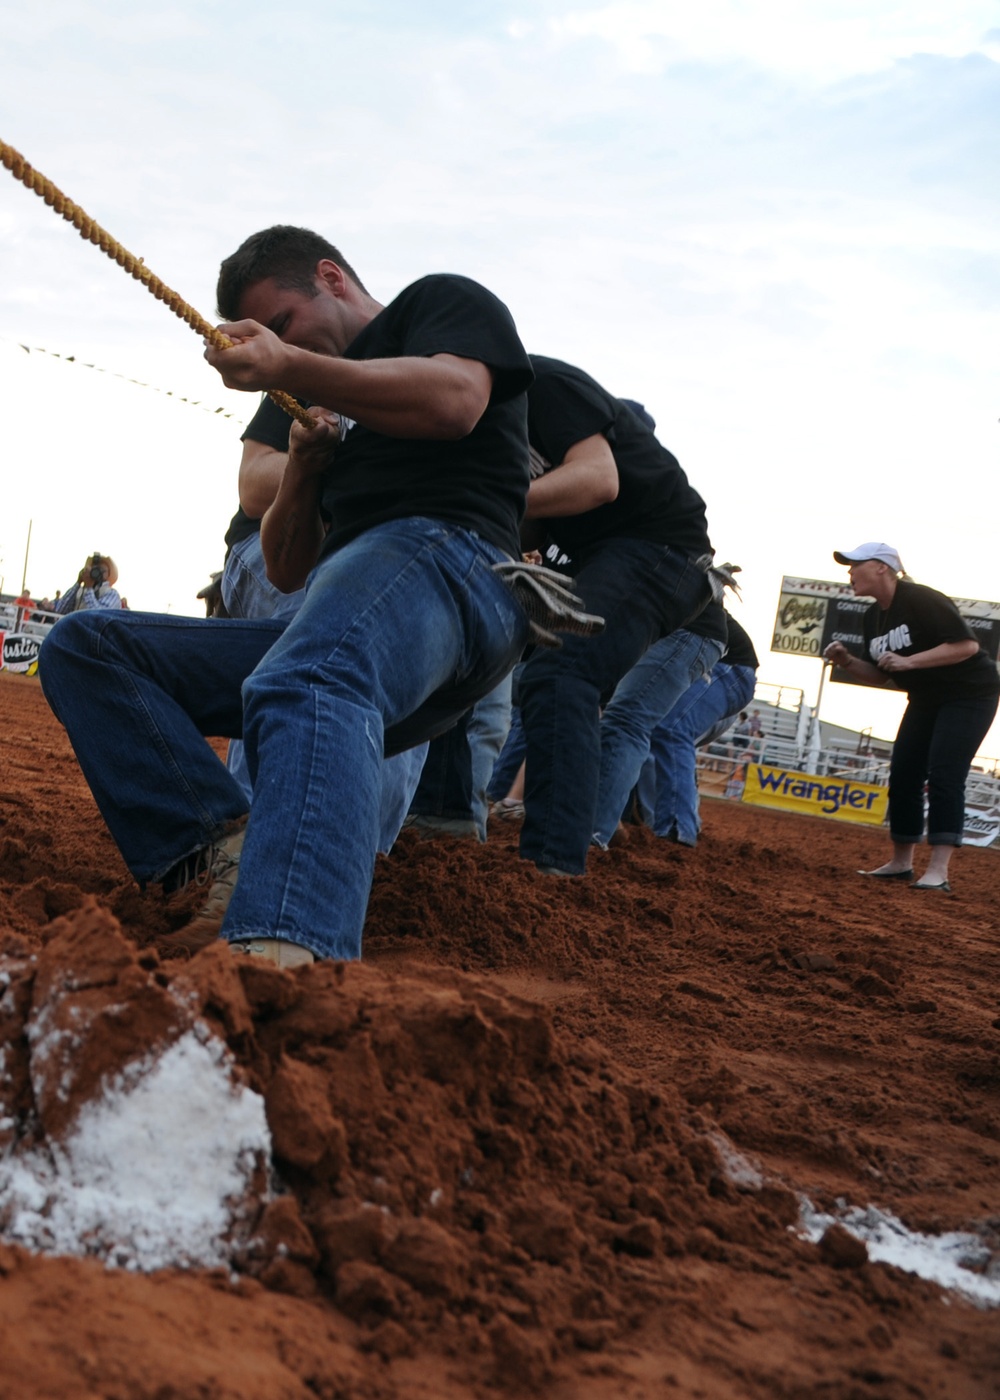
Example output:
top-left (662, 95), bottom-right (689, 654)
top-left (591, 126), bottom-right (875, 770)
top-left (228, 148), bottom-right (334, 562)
top-left (1, 667), bottom-right (998, 1399)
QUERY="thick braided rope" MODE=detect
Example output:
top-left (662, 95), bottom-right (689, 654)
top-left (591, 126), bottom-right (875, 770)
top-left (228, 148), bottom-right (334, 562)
top-left (0, 139), bottom-right (312, 427)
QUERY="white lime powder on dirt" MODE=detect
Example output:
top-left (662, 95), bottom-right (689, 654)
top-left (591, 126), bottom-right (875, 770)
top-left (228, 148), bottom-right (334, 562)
top-left (0, 1029), bottom-right (270, 1271)
top-left (713, 1129), bottom-right (1000, 1308)
top-left (799, 1200), bottom-right (1000, 1307)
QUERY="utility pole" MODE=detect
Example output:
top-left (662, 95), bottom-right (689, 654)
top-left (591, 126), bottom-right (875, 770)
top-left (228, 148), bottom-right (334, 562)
top-left (20, 519), bottom-right (32, 594)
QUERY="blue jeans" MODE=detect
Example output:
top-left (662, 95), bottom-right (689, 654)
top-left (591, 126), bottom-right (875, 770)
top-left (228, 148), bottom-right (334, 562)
top-left (40, 518), bottom-right (529, 960)
top-left (518, 539), bottom-right (711, 874)
top-left (408, 672), bottom-right (513, 840)
top-left (650, 661), bottom-right (757, 844)
top-left (221, 530), bottom-right (306, 623)
top-left (221, 531), bottom-right (306, 800)
top-left (218, 528), bottom-right (420, 852)
top-left (592, 628), bottom-right (724, 846)
top-left (488, 704), bottom-right (526, 802)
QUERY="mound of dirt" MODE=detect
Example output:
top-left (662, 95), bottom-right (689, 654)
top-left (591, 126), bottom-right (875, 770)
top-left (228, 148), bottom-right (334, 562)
top-left (1, 670), bottom-right (999, 1399)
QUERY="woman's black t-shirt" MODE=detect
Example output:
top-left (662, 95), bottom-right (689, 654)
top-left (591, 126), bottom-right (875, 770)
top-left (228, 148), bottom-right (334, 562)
top-left (861, 579), bottom-right (1000, 703)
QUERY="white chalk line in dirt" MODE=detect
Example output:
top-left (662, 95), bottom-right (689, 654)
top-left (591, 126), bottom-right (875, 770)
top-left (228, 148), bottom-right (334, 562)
top-left (710, 1130), bottom-right (1000, 1308)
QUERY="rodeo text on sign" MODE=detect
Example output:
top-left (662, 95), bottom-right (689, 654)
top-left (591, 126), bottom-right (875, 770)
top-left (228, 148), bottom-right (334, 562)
top-left (742, 763), bottom-right (888, 825)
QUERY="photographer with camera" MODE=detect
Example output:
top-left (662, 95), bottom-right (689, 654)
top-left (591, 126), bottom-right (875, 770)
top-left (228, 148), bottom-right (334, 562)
top-left (52, 554), bottom-right (122, 614)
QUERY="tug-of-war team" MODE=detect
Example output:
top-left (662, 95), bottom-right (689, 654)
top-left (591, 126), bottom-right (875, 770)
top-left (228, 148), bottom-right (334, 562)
top-left (37, 228), bottom-right (999, 965)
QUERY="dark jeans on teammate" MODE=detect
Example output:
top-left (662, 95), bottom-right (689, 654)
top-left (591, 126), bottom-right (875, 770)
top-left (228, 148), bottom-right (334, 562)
top-left (518, 538), bottom-right (711, 874)
top-left (888, 693), bottom-right (999, 845)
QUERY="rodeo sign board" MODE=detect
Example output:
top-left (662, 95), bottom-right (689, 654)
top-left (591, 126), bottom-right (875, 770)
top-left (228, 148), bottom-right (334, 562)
top-left (772, 577), bottom-right (871, 662)
top-left (772, 578), bottom-right (1000, 682)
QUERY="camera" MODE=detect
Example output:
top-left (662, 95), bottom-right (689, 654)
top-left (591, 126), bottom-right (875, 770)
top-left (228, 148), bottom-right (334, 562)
top-left (88, 553), bottom-right (105, 585)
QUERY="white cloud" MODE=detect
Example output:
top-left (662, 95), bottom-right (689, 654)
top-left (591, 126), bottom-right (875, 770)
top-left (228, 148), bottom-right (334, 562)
top-left (544, 1), bottom-right (1000, 81)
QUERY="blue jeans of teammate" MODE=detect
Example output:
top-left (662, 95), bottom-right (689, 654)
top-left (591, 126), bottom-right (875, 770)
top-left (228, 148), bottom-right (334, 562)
top-left (40, 518), bottom-right (529, 961)
top-left (888, 692), bottom-right (999, 846)
top-left (518, 539), bottom-right (711, 874)
top-left (407, 672), bottom-right (514, 840)
top-left (650, 661), bottom-right (757, 844)
top-left (221, 531), bottom-right (305, 800)
top-left (592, 629), bottom-right (723, 846)
top-left (221, 530), bottom-right (307, 623)
top-left (488, 705), bottom-right (527, 802)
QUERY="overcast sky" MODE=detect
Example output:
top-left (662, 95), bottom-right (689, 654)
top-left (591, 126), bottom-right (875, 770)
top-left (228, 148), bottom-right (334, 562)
top-left (1, 1), bottom-right (998, 749)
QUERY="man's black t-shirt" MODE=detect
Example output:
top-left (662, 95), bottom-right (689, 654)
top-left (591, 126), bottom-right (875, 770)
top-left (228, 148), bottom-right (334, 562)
top-left (861, 579), bottom-right (1000, 703)
top-left (525, 356), bottom-right (711, 562)
top-left (319, 274), bottom-right (532, 560)
top-left (687, 602), bottom-right (729, 648)
top-left (722, 616), bottom-right (759, 671)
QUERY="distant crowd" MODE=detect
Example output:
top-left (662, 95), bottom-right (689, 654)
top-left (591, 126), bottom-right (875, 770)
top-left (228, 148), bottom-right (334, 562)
top-left (12, 554), bottom-right (125, 621)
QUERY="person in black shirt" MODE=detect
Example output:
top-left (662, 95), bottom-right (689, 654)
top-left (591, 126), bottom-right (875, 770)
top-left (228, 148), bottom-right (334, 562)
top-left (41, 226), bottom-right (535, 965)
top-left (517, 356), bottom-right (717, 875)
top-left (824, 542), bottom-right (999, 891)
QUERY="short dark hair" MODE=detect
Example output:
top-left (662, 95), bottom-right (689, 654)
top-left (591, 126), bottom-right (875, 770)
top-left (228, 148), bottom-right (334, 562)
top-left (216, 225), bottom-right (368, 319)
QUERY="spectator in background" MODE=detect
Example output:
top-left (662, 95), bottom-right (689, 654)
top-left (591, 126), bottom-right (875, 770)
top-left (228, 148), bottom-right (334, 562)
top-left (53, 555), bottom-right (122, 614)
top-left (34, 591), bottom-right (62, 622)
top-left (725, 710), bottom-right (753, 765)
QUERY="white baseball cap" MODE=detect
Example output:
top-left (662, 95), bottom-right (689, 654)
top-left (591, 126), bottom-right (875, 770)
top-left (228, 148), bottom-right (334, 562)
top-left (833, 542), bottom-right (904, 573)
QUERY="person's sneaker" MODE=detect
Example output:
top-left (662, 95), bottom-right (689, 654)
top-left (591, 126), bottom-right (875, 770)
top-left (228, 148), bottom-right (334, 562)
top-left (156, 820), bottom-right (247, 958)
top-left (229, 938), bottom-right (315, 968)
top-left (489, 799), bottom-right (525, 822)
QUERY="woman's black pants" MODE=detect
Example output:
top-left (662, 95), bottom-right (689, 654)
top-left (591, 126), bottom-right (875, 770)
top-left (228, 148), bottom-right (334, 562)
top-left (889, 693), bottom-right (999, 845)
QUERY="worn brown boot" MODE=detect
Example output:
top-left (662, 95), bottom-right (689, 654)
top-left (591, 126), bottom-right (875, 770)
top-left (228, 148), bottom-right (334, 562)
top-left (155, 820), bottom-right (247, 959)
top-left (229, 938), bottom-right (315, 968)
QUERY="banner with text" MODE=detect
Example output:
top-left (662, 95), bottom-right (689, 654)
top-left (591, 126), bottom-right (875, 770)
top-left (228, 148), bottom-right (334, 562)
top-left (963, 806), bottom-right (1000, 847)
top-left (742, 762), bottom-right (888, 825)
top-left (0, 631), bottom-right (40, 676)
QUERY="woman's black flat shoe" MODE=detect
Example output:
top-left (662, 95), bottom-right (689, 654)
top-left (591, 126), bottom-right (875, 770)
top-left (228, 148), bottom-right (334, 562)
top-left (858, 868), bottom-right (913, 881)
top-left (911, 880), bottom-right (951, 892)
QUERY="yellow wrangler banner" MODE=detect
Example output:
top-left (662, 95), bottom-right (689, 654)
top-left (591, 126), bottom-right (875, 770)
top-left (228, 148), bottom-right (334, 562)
top-left (741, 763), bottom-right (887, 825)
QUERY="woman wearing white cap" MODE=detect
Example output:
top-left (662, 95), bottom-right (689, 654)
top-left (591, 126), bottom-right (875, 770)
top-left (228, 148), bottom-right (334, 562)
top-left (824, 543), bottom-right (999, 892)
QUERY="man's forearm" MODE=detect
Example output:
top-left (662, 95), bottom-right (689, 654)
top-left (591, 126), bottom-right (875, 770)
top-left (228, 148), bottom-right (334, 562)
top-left (259, 465), bottom-right (326, 594)
top-left (209, 323), bottom-right (493, 441)
top-left (274, 349), bottom-right (490, 439)
top-left (239, 440), bottom-right (288, 519)
top-left (524, 434), bottom-right (619, 519)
